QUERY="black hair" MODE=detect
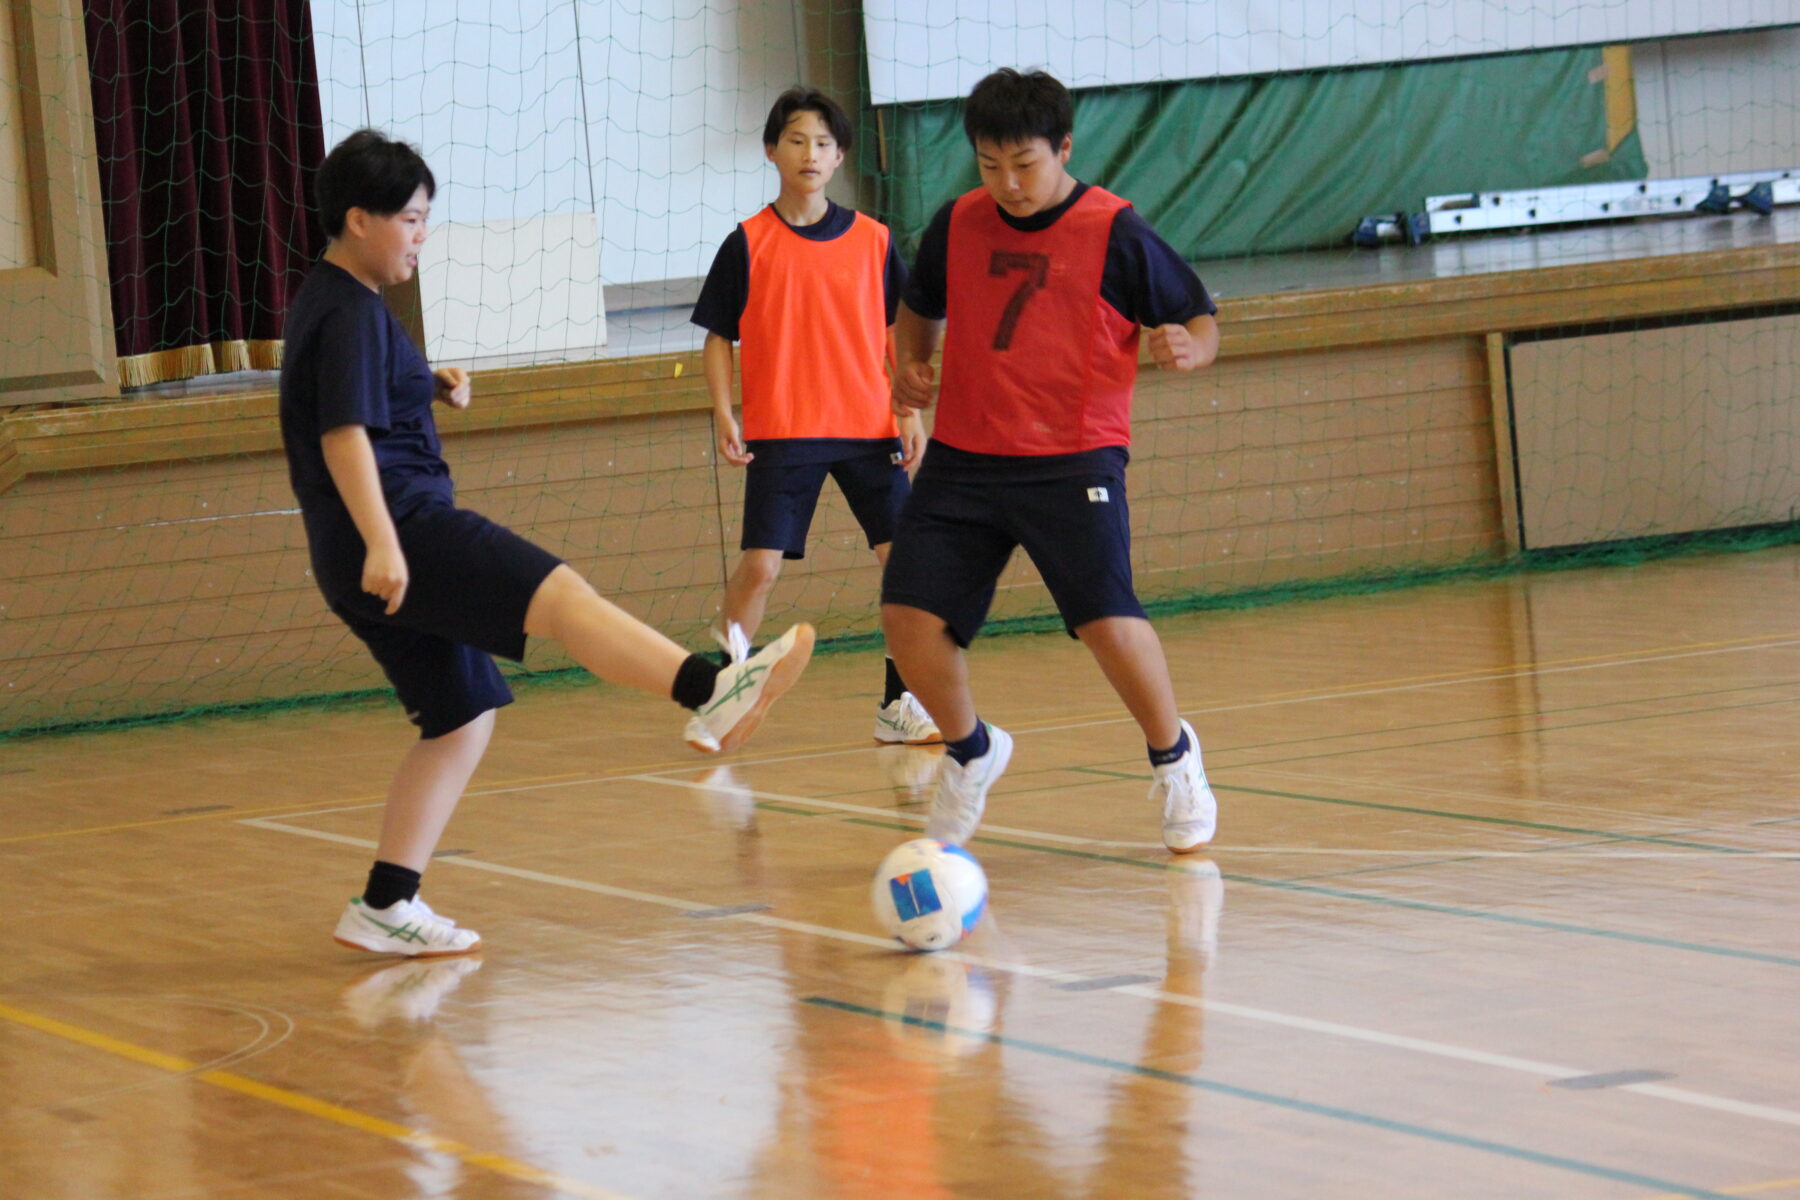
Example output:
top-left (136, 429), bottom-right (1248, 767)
top-left (315, 129), bottom-right (437, 239)
top-left (962, 68), bottom-right (1073, 149)
top-left (761, 86), bottom-right (854, 153)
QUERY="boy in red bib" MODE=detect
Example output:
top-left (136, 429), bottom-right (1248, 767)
top-left (692, 88), bottom-right (938, 746)
top-left (883, 69), bottom-right (1221, 852)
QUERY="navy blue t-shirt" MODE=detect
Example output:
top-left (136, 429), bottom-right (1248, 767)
top-left (279, 259), bottom-right (453, 600)
top-left (903, 182), bottom-right (1216, 480)
top-left (690, 200), bottom-right (909, 343)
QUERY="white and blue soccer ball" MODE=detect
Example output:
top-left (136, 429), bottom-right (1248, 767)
top-left (871, 838), bottom-right (988, 951)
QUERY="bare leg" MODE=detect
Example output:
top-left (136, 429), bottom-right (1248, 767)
top-left (375, 709), bottom-right (496, 871)
top-left (523, 564), bottom-right (690, 695)
top-left (720, 549), bottom-right (784, 644)
top-left (1074, 616), bottom-right (1181, 749)
top-left (882, 603), bottom-right (976, 740)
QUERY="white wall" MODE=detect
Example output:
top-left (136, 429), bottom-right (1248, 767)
top-left (863, 0), bottom-right (1800, 105)
top-left (311, 0), bottom-right (803, 294)
top-left (1635, 27), bottom-right (1800, 178)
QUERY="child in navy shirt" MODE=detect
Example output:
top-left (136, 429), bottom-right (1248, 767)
top-left (281, 130), bottom-right (813, 957)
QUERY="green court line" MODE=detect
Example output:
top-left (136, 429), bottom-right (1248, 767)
top-left (961, 833), bottom-right (1800, 969)
top-left (1071, 768), bottom-right (1773, 856)
top-left (1216, 783), bottom-right (1765, 855)
top-left (1214, 681), bottom-right (1800, 758)
top-left (802, 997), bottom-right (1736, 1200)
top-left (1279, 836), bottom-right (1636, 884)
top-left (832, 810), bottom-right (1798, 966)
top-left (1228, 694), bottom-right (1800, 773)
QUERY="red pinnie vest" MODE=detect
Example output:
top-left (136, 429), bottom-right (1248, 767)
top-left (736, 206), bottom-right (897, 441)
top-left (935, 185), bottom-right (1139, 456)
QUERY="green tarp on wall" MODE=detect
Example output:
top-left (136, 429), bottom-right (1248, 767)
top-left (872, 46), bottom-right (1646, 263)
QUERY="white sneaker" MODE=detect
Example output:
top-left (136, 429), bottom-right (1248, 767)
top-left (332, 895), bottom-right (481, 957)
top-left (684, 623), bottom-right (815, 754)
top-left (1152, 720), bottom-right (1217, 853)
top-left (875, 692), bottom-right (942, 745)
top-left (924, 723), bottom-right (1012, 845)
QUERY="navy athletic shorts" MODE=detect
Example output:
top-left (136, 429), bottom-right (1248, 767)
top-left (880, 452), bottom-right (1146, 648)
top-left (327, 504), bottom-right (563, 738)
top-left (741, 446), bottom-right (910, 559)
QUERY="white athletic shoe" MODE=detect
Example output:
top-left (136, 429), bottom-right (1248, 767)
top-left (684, 623), bottom-right (815, 754)
top-left (333, 895), bottom-right (481, 958)
top-left (1152, 720), bottom-right (1217, 853)
top-left (874, 692), bottom-right (943, 745)
top-left (924, 723), bottom-right (1013, 845)
top-left (341, 956), bottom-right (482, 1028)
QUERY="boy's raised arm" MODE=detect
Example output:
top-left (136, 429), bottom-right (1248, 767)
top-left (320, 424), bottom-right (408, 614)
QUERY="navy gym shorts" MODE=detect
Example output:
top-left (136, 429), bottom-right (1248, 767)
top-left (880, 452), bottom-right (1147, 648)
top-left (741, 446), bottom-right (910, 559)
top-left (327, 505), bottom-right (563, 738)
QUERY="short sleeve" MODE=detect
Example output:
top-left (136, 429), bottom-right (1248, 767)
top-left (882, 232), bottom-right (909, 326)
top-left (1101, 207), bottom-right (1217, 328)
top-left (691, 227), bottom-right (751, 341)
top-left (311, 300), bottom-right (393, 436)
top-left (900, 200), bottom-right (955, 321)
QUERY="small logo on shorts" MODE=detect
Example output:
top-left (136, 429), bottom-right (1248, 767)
top-left (1087, 487), bottom-right (1110, 503)
top-left (890, 452), bottom-right (905, 465)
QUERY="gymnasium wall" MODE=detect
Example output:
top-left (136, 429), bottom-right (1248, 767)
top-left (0, 335), bottom-right (1496, 731)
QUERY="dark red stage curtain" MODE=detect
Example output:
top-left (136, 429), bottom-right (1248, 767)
top-left (83, 0), bottom-right (325, 387)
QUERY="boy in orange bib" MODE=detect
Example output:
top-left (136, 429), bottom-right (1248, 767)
top-left (692, 88), bottom-right (938, 746)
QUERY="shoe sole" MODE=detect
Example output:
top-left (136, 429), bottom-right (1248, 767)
top-left (690, 624), bottom-right (816, 754)
top-left (1163, 834), bottom-right (1214, 854)
top-left (872, 732), bottom-right (946, 745)
top-left (333, 934), bottom-right (483, 958)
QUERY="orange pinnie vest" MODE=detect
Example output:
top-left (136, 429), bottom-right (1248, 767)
top-left (935, 185), bottom-right (1139, 456)
top-left (736, 206), bottom-right (897, 441)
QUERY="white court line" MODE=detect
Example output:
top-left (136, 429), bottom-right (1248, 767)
top-left (639, 774), bottom-right (1800, 858)
top-left (243, 779), bottom-right (1800, 861)
top-left (242, 814), bottom-right (1800, 1131)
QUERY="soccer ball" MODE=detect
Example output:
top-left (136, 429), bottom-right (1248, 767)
top-left (871, 838), bottom-right (988, 951)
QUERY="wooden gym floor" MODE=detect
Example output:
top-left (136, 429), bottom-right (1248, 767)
top-left (2, 546), bottom-right (1798, 1200)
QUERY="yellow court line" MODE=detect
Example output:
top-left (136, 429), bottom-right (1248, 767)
top-left (0, 1001), bottom-right (631, 1200)
top-left (0, 771), bottom-right (591, 847)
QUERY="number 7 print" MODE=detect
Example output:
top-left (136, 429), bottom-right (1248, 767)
top-left (988, 250), bottom-right (1050, 350)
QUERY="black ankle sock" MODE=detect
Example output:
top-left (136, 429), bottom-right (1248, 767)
top-left (672, 653), bottom-right (723, 710)
top-left (363, 861), bottom-right (422, 910)
top-left (883, 657), bottom-right (906, 707)
top-left (1148, 726), bottom-right (1191, 768)
top-left (944, 721), bottom-right (991, 767)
